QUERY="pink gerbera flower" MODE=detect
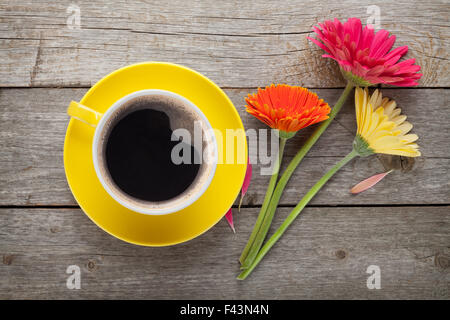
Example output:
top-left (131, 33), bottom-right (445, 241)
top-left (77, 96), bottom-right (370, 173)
top-left (308, 18), bottom-right (422, 87)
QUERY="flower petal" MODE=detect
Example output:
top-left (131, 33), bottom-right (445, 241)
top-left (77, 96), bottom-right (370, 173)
top-left (308, 18), bottom-right (422, 86)
top-left (245, 84), bottom-right (330, 132)
top-left (355, 88), bottom-right (420, 157)
top-left (351, 170), bottom-right (393, 194)
top-left (225, 208), bottom-right (235, 233)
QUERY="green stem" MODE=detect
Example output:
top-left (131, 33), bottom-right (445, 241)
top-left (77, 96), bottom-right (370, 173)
top-left (240, 81), bottom-right (354, 269)
top-left (239, 136), bottom-right (287, 264)
top-left (238, 149), bottom-right (359, 280)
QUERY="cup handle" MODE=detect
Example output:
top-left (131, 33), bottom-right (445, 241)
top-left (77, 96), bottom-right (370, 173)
top-left (67, 101), bottom-right (103, 127)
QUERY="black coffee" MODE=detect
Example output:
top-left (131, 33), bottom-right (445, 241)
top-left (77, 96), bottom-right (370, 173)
top-left (105, 108), bottom-right (200, 202)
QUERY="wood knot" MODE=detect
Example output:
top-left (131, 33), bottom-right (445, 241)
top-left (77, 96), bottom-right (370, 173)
top-left (335, 250), bottom-right (347, 260)
top-left (87, 260), bottom-right (97, 271)
top-left (50, 226), bottom-right (60, 233)
top-left (3, 254), bottom-right (13, 265)
top-left (435, 254), bottom-right (449, 269)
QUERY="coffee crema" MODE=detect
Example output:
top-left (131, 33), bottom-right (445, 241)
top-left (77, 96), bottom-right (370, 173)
top-left (95, 94), bottom-right (215, 211)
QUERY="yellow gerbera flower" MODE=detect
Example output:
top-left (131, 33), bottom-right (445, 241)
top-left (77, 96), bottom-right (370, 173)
top-left (354, 87), bottom-right (420, 157)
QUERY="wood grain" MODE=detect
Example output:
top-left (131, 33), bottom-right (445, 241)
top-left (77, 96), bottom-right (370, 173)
top-left (0, 207), bottom-right (448, 299)
top-left (0, 0), bottom-right (448, 88)
top-left (0, 0), bottom-right (449, 300)
top-left (0, 88), bottom-right (448, 206)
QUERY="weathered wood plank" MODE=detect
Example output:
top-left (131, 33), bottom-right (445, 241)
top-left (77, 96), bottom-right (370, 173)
top-left (0, 88), bottom-right (448, 206)
top-left (0, 207), bottom-right (448, 299)
top-left (0, 0), bottom-right (448, 87)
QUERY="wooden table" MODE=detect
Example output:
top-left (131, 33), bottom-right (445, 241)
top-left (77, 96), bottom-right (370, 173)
top-left (1, 0), bottom-right (449, 299)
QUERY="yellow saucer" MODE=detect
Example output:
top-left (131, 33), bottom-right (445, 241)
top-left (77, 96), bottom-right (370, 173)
top-left (64, 62), bottom-right (247, 246)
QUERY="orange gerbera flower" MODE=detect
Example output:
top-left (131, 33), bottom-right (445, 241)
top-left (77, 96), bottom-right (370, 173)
top-left (245, 84), bottom-right (330, 136)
